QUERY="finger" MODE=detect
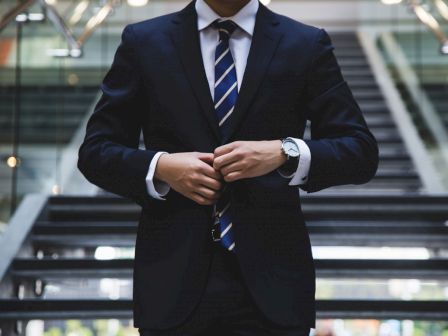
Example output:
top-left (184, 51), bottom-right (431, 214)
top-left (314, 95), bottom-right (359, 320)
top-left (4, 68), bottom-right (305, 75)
top-left (192, 191), bottom-right (215, 205)
top-left (196, 185), bottom-right (220, 199)
top-left (224, 170), bottom-right (244, 182)
top-left (220, 161), bottom-right (245, 176)
top-left (196, 152), bottom-right (214, 164)
top-left (214, 142), bottom-right (238, 158)
top-left (213, 150), bottom-right (240, 170)
top-left (199, 161), bottom-right (223, 180)
top-left (199, 176), bottom-right (223, 191)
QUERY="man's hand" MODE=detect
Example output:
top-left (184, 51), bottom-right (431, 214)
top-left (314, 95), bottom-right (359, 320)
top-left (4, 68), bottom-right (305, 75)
top-left (154, 152), bottom-right (223, 205)
top-left (213, 140), bottom-right (287, 182)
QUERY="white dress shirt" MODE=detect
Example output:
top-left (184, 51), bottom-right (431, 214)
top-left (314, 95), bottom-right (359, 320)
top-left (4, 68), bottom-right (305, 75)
top-left (145, 0), bottom-right (311, 200)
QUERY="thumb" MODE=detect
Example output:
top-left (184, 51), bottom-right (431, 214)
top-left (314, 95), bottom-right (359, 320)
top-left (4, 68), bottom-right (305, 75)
top-left (196, 152), bottom-right (214, 164)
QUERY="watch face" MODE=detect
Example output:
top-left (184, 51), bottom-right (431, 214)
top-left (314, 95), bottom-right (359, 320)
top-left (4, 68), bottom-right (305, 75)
top-left (284, 140), bottom-right (300, 157)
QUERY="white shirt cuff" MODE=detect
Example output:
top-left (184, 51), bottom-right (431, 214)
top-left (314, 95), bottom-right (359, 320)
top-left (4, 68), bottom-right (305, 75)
top-left (288, 138), bottom-right (311, 186)
top-left (145, 151), bottom-right (171, 200)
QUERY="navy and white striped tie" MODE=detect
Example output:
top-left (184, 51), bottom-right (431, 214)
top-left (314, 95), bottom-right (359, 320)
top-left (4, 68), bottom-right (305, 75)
top-left (212, 20), bottom-right (238, 253)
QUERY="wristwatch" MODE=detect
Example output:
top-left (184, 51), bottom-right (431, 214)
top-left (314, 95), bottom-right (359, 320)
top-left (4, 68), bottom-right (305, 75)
top-left (278, 137), bottom-right (300, 178)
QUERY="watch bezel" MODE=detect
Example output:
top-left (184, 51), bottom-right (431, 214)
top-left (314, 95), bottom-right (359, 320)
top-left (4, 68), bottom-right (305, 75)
top-left (281, 137), bottom-right (300, 159)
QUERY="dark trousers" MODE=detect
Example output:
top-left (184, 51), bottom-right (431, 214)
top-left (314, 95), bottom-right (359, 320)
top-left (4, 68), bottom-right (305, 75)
top-left (138, 242), bottom-right (311, 336)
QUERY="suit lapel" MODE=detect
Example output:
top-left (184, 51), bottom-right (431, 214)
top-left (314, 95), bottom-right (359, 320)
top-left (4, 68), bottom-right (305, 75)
top-left (222, 4), bottom-right (283, 144)
top-left (170, 1), bottom-right (221, 144)
top-left (170, 1), bottom-right (283, 146)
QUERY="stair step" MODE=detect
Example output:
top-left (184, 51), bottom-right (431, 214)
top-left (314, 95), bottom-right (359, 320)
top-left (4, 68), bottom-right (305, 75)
top-left (33, 218), bottom-right (442, 238)
top-left (34, 217), bottom-right (445, 232)
top-left (370, 132), bottom-right (403, 143)
top-left (11, 258), bottom-right (448, 279)
top-left (378, 147), bottom-right (411, 159)
top-left (334, 51), bottom-right (366, 58)
top-left (352, 90), bottom-right (384, 100)
top-left (44, 196), bottom-right (448, 221)
top-left (341, 69), bottom-right (374, 77)
top-left (330, 41), bottom-right (362, 48)
top-left (338, 59), bottom-right (370, 67)
top-left (0, 102), bottom-right (95, 112)
top-left (364, 114), bottom-right (394, 123)
top-left (0, 299), bottom-right (446, 320)
top-left (0, 117), bottom-right (85, 127)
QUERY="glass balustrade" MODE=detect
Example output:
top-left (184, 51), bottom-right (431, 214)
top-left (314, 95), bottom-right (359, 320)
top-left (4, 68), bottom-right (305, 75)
top-left (0, 0), bottom-right (122, 228)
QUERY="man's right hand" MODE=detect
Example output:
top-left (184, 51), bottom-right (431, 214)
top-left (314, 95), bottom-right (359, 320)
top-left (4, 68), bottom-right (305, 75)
top-left (154, 152), bottom-right (223, 205)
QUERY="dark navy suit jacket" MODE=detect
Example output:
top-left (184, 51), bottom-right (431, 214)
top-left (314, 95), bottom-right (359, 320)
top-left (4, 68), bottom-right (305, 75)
top-left (78, 0), bottom-right (379, 330)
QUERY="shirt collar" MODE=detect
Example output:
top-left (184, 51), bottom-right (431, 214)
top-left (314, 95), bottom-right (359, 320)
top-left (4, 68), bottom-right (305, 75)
top-left (195, 0), bottom-right (259, 36)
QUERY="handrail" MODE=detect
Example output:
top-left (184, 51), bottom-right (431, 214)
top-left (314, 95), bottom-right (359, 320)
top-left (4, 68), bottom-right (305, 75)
top-left (40, 0), bottom-right (81, 54)
top-left (357, 30), bottom-right (446, 193)
top-left (434, 0), bottom-right (448, 21)
top-left (68, 0), bottom-right (90, 26)
top-left (409, 0), bottom-right (448, 53)
top-left (49, 91), bottom-right (101, 195)
top-left (77, 0), bottom-right (118, 46)
top-left (0, 0), bottom-right (36, 33)
top-left (379, 32), bottom-right (448, 187)
top-left (0, 0), bottom-right (119, 57)
top-left (0, 194), bottom-right (47, 282)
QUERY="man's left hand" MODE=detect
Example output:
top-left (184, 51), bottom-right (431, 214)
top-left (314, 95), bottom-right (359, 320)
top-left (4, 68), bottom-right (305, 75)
top-left (213, 140), bottom-right (287, 182)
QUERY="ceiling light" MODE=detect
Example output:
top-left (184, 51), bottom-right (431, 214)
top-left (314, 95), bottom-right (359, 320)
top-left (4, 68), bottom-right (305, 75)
top-left (441, 41), bottom-right (448, 54)
top-left (127, 0), bottom-right (148, 7)
top-left (28, 13), bottom-right (45, 21)
top-left (69, 48), bottom-right (82, 58)
top-left (47, 48), bottom-right (82, 58)
top-left (15, 13), bottom-right (45, 23)
top-left (15, 14), bottom-right (27, 22)
top-left (381, 0), bottom-right (402, 4)
top-left (47, 49), bottom-right (70, 57)
top-left (52, 184), bottom-right (60, 195)
top-left (6, 156), bottom-right (20, 168)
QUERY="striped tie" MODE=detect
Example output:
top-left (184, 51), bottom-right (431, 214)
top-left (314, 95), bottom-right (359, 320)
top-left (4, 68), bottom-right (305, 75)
top-left (212, 20), bottom-right (238, 253)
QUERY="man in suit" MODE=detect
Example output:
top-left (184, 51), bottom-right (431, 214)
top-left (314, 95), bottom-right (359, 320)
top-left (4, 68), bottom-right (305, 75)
top-left (77, 0), bottom-right (379, 334)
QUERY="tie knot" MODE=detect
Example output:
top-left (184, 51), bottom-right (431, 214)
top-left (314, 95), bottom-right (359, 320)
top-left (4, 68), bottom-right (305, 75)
top-left (213, 20), bottom-right (238, 42)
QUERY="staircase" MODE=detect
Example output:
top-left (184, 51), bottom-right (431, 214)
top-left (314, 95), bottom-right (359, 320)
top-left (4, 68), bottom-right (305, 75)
top-left (423, 83), bottom-right (448, 128)
top-left (313, 32), bottom-right (423, 194)
top-left (1, 194), bottom-right (447, 332)
top-left (0, 85), bottom-right (98, 144)
top-left (0, 85), bottom-right (99, 197)
top-left (0, 32), bottom-right (447, 335)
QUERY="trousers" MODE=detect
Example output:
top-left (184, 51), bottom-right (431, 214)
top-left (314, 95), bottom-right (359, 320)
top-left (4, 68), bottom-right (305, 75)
top-left (138, 242), bottom-right (311, 336)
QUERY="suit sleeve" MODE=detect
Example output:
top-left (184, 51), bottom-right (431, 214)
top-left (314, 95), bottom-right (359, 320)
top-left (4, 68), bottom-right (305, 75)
top-left (77, 24), bottom-right (158, 206)
top-left (300, 28), bottom-right (379, 193)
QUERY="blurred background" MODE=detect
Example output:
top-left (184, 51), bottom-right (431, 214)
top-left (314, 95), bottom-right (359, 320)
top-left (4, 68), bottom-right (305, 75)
top-left (0, 0), bottom-right (448, 335)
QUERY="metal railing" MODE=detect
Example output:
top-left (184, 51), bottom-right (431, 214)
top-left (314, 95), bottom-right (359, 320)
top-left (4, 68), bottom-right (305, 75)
top-left (379, 32), bottom-right (448, 170)
top-left (411, 0), bottom-right (448, 51)
top-left (0, 0), bottom-right (120, 57)
top-left (357, 29), bottom-right (446, 193)
top-left (394, 0), bottom-right (448, 54)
